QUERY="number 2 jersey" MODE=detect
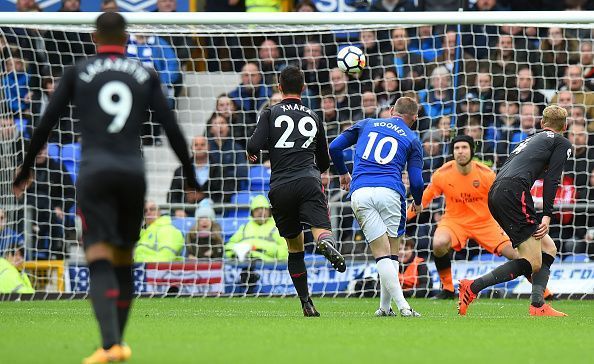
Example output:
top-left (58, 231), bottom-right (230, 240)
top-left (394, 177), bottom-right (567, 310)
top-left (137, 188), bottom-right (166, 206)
top-left (20, 48), bottom-right (194, 180)
top-left (329, 117), bottom-right (424, 203)
top-left (247, 97), bottom-right (330, 189)
top-left (496, 129), bottom-right (573, 217)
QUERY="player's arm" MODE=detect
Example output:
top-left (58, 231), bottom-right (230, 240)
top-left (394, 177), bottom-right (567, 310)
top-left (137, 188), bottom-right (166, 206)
top-left (13, 67), bottom-right (76, 198)
top-left (329, 120), bottom-right (362, 191)
top-left (246, 108), bottom-right (271, 162)
top-left (536, 139), bottom-right (573, 238)
top-left (148, 71), bottom-right (199, 189)
top-left (407, 138), bottom-right (426, 216)
top-left (314, 114), bottom-right (330, 173)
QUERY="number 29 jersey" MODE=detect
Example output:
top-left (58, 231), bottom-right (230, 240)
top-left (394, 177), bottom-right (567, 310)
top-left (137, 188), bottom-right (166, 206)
top-left (344, 117), bottom-right (423, 198)
top-left (247, 98), bottom-right (330, 189)
top-left (57, 52), bottom-right (162, 176)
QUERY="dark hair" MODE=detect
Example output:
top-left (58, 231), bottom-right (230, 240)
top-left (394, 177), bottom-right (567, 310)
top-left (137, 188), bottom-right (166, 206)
top-left (279, 65), bottom-right (304, 95)
top-left (95, 12), bottom-right (127, 44)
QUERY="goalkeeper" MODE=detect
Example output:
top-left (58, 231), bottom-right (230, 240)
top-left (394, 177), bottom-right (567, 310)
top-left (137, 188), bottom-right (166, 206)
top-left (408, 136), bottom-right (551, 300)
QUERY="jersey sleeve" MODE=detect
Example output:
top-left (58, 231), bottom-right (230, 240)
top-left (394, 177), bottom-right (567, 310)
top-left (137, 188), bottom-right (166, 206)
top-left (20, 66), bottom-right (76, 171)
top-left (407, 137), bottom-right (425, 205)
top-left (329, 119), bottom-right (364, 175)
top-left (542, 138), bottom-right (573, 217)
top-left (407, 170), bottom-right (443, 220)
top-left (314, 113), bottom-right (330, 173)
top-left (148, 70), bottom-right (196, 188)
top-left (247, 108), bottom-right (271, 156)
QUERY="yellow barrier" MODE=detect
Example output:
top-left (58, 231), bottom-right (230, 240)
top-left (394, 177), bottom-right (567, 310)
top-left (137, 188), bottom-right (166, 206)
top-left (23, 260), bottom-right (65, 292)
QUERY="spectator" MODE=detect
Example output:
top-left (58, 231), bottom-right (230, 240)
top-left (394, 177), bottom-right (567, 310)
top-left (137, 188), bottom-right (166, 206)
top-left (464, 117), bottom-right (495, 167)
top-left (0, 208), bottom-right (24, 254)
top-left (245, 0), bottom-right (282, 12)
top-left (0, 239), bottom-right (33, 294)
top-left (555, 90), bottom-right (575, 110)
top-left (167, 135), bottom-right (222, 216)
top-left (473, 72), bottom-right (497, 123)
top-left (359, 30), bottom-right (384, 80)
top-left (382, 27), bottom-right (425, 91)
top-left (499, 26), bottom-right (541, 71)
top-left (225, 195), bottom-right (288, 261)
top-left (551, 65), bottom-right (594, 119)
top-left (26, 144), bottom-right (75, 260)
top-left (421, 129), bottom-right (445, 183)
top-left (568, 105), bottom-right (587, 129)
top-left (376, 68), bottom-right (402, 108)
top-left (508, 67), bottom-right (547, 113)
top-left (461, 0), bottom-right (504, 59)
top-left (480, 34), bottom-right (530, 92)
top-left (101, 0), bottom-right (118, 11)
top-left (398, 238), bottom-right (432, 298)
top-left (214, 93), bottom-right (250, 146)
top-left (581, 41), bottom-right (594, 90)
top-left (205, 0), bottom-right (245, 11)
top-left (494, 101), bottom-right (520, 168)
top-left (258, 39), bottom-right (286, 87)
top-left (429, 30), bottom-right (478, 92)
top-left (207, 114), bottom-right (248, 202)
top-left (2, 54), bottom-right (30, 115)
top-left (16, 0), bottom-right (36, 11)
top-left (565, 123), bottom-right (594, 200)
top-left (134, 201), bottom-right (185, 263)
top-left (0, 117), bottom-right (26, 164)
top-left (511, 103), bottom-right (540, 148)
top-left (186, 205), bottom-right (223, 259)
top-left (435, 115), bottom-right (453, 142)
top-left (418, 66), bottom-right (455, 127)
top-left (409, 25), bottom-right (442, 62)
top-left (155, 0), bottom-right (195, 87)
top-left (300, 40), bottom-right (329, 107)
top-left (318, 93), bottom-right (340, 142)
top-left (539, 27), bottom-right (580, 89)
top-left (294, 0), bottom-right (316, 12)
top-left (327, 67), bottom-right (361, 122)
top-left (353, 91), bottom-right (378, 121)
top-left (229, 62), bottom-right (273, 126)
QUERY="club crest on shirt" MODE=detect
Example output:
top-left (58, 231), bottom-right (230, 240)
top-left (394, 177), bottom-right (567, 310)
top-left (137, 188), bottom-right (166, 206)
top-left (473, 180), bottom-right (480, 188)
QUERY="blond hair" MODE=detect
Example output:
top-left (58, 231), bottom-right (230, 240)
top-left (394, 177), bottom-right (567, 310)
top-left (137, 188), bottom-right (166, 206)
top-left (394, 96), bottom-right (419, 116)
top-left (542, 105), bottom-right (568, 131)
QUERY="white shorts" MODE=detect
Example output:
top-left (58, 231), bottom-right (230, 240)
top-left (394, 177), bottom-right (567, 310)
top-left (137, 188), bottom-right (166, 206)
top-left (350, 187), bottom-right (406, 242)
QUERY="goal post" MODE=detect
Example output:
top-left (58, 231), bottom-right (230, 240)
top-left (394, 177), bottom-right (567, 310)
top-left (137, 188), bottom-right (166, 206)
top-left (0, 11), bottom-right (593, 299)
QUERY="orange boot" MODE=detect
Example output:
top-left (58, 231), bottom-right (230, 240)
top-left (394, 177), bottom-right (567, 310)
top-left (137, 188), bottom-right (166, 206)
top-left (529, 303), bottom-right (567, 317)
top-left (457, 279), bottom-right (477, 316)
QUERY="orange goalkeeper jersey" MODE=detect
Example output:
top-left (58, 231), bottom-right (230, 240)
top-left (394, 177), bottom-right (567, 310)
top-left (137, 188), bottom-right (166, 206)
top-left (409, 160), bottom-right (496, 226)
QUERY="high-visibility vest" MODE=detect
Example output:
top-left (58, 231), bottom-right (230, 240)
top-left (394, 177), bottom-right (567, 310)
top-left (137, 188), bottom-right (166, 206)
top-left (0, 258), bottom-right (34, 294)
top-left (134, 216), bottom-right (184, 263)
top-left (246, 0), bottom-right (280, 12)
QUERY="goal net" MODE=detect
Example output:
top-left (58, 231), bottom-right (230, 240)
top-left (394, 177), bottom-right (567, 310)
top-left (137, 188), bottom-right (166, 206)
top-left (0, 13), bottom-right (593, 299)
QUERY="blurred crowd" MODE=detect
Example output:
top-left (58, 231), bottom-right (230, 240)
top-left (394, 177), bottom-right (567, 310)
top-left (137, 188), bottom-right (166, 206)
top-left (1, 0), bottom-right (594, 273)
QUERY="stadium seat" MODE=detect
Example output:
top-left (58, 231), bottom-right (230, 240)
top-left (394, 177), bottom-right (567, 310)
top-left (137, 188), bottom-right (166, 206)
top-left (219, 216), bottom-right (249, 242)
top-left (471, 253), bottom-right (507, 262)
top-left (47, 143), bottom-right (60, 161)
top-left (563, 254), bottom-right (590, 263)
top-left (249, 165), bottom-right (271, 192)
top-left (61, 143), bottom-right (81, 183)
top-left (172, 217), bottom-right (196, 236)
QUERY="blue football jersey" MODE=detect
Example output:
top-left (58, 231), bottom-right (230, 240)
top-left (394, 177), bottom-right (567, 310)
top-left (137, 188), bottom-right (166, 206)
top-left (342, 117), bottom-right (423, 197)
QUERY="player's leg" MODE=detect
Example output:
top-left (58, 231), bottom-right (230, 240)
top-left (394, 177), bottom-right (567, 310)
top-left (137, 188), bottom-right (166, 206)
top-left (431, 227), bottom-right (456, 299)
top-left (84, 243), bottom-right (122, 355)
top-left (301, 178), bottom-right (345, 272)
top-left (269, 185), bottom-right (318, 316)
top-left (285, 232), bottom-right (319, 317)
top-left (529, 235), bottom-right (566, 316)
top-left (112, 248), bottom-right (134, 340)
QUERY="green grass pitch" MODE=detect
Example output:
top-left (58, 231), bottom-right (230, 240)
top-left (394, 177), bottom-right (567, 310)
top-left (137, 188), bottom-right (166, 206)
top-left (1, 298), bottom-right (592, 364)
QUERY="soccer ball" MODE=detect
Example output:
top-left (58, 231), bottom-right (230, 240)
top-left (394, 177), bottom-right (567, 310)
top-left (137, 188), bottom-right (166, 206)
top-left (337, 46), bottom-right (366, 74)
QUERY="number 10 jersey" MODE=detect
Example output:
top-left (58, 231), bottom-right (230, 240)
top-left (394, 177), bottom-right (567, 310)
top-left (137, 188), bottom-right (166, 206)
top-left (342, 117), bottom-right (424, 198)
top-left (247, 98), bottom-right (330, 189)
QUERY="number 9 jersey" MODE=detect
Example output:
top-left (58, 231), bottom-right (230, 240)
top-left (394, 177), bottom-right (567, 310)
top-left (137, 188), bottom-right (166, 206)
top-left (247, 97), bottom-right (330, 189)
top-left (340, 117), bottom-right (423, 198)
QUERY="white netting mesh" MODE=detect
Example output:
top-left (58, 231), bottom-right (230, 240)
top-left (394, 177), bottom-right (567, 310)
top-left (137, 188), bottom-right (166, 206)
top-left (0, 20), bottom-right (593, 298)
